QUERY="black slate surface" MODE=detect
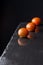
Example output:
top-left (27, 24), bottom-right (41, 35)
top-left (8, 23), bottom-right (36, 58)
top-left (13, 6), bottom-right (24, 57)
top-left (0, 22), bottom-right (43, 65)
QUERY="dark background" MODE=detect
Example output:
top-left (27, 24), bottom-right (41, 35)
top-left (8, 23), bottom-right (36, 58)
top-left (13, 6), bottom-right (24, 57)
top-left (0, 0), bottom-right (43, 56)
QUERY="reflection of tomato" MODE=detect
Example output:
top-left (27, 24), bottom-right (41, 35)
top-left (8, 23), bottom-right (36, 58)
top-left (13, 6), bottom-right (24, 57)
top-left (18, 38), bottom-right (27, 46)
top-left (27, 34), bottom-right (33, 39)
top-left (26, 22), bottom-right (35, 31)
top-left (18, 28), bottom-right (28, 37)
top-left (27, 32), bottom-right (35, 39)
top-left (32, 17), bottom-right (41, 25)
top-left (35, 26), bottom-right (39, 33)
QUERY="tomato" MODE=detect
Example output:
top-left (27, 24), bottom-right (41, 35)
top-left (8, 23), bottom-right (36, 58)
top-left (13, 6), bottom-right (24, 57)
top-left (26, 22), bottom-right (35, 31)
top-left (32, 17), bottom-right (41, 25)
top-left (18, 28), bottom-right (28, 37)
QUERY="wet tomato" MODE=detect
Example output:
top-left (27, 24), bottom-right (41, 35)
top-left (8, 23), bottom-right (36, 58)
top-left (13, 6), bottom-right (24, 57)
top-left (18, 28), bottom-right (28, 37)
top-left (26, 22), bottom-right (35, 31)
top-left (31, 17), bottom-right (41, 25)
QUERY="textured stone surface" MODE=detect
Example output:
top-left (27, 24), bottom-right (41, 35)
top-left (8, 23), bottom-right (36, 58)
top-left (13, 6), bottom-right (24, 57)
top-left (0, 22), bottom-right (43, 65)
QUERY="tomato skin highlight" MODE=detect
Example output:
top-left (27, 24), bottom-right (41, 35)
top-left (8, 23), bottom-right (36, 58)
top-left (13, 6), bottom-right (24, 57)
top-left (26, 22), bottom-right (35, 32)
top-left (18, 28), bottom-right (28, 37)
top-left (31, 17), bottom-right (41, 25)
